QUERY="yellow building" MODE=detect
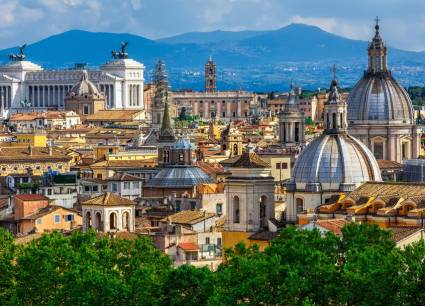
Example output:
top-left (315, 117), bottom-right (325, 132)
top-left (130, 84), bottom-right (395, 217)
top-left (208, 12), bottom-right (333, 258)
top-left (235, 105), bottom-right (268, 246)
top-left (0, 146), bottom-right (74, 176)
top-left (32, 206), bottom-right (82, 233)
top-left (13, 133), bottom-right (47, 147)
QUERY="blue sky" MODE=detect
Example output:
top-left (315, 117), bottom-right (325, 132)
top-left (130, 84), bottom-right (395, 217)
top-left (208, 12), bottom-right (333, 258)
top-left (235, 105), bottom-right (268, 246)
top-left (0, 0), bottom-right (424, 50)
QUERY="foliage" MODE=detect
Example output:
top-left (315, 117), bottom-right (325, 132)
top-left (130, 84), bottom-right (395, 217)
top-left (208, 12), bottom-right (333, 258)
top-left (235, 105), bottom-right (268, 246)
top-left (304, 116), bottom-right (314, 125)
top-left (0, 224), bottom-right (424, 305)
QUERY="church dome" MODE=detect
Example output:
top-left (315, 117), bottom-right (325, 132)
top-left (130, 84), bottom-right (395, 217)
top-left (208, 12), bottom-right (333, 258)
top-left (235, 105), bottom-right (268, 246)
top-left (292, 133), bottom-right (382, 191)
top-left (292, 73), bottom-right (382, 192)
top-left (347, 73), bottom-right (414, 124)
top-left (67, 70), bottom-right (102, 98)
top-left (144, 166), bottom-right (213, 188)
top-left (347, 20), bottom-right (414, 125)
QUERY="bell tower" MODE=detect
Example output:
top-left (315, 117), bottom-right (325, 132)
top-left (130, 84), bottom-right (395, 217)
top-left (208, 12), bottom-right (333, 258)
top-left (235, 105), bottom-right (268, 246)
top-left (205, 56), bottom-right (217, 93)
top-left (279, 81), bottom-right (305, 148)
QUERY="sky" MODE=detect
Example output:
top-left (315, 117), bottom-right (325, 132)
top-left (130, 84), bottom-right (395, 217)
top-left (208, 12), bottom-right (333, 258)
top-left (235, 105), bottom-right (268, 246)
top-left (1, 0), bottom-right (425, 50)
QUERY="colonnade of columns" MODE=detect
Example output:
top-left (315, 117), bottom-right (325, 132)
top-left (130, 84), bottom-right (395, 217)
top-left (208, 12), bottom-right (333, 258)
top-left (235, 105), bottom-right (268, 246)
top-left (0, 86), bottom-right (11, 108)
top-left (128, 84), bottom-right (142, 107)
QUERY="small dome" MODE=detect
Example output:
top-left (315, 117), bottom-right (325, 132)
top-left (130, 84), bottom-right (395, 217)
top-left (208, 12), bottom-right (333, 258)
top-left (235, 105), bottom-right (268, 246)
top-left (67, 70), bottom-right (102, 97)
top-left (292, 133), bottom-right (382, 191)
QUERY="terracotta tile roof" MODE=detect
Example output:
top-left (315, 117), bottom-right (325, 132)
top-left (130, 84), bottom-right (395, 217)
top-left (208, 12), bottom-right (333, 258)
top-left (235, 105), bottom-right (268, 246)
top-left (177, 242), bottom-right (199, 251)
top-left (389, 227), bottom-right (422, 243)
top-left (230, 152), bottom-right (270, 168)
top-left (108, 173), bottom-right (144, 182)
top-left (316, 219), bottom-right (349, 236)
top-left (82, 192), bottom-right (136, 206)
top-left (10, 111), bottom-right (66, 121)
top-left (349, 182), bottom-right (425, 203)
top-left (15, 194), bottom-right (49, 201)
top-left (85, 110), bottom-right (143, 122)
top-left (377, 159), bottom-right (403, 170)
top-left (23, 205), bottom-right (80, 220)
top-left (193, 161), bottom-right (224, 175)
top-left (196, 183), bottom-right (224, 194)
top-left (161, 210), bottom-right (216, 225)
top-left (0, 147), bottom-right (72, 162)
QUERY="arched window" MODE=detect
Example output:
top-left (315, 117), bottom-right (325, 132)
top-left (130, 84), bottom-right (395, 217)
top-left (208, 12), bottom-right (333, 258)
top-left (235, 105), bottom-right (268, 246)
top-left (373, 142), bottom-right (384, 160)
top-left (233, 196), bottom-right (240, 224)
top-left (340, 113), bottom-right (343, 128)
top-left (109, 212), bottom-right (117, 230)
top-left (332, 113), bottom-right (336, 129)
top-left (296, 198), bottom-right (304, 214)
top-left (260, 196), bottom-right (267, 227)
top-left (86, 211), bottom-right (92, 228)
top-left (95, 212), bottom-right (102, 230)
top-left (326, 113), bottom-right (330, 129)
top-left (233, 144), bottom-right (238, 156)
top-left (122, 212), bottom-right (130, 231)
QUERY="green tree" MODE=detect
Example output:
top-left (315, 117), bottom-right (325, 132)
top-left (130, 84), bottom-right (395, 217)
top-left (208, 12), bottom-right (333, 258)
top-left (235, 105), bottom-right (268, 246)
top-left (0, 229), bottom-right (16, 305)
top-left (162, 264), bottom-right (213, 306)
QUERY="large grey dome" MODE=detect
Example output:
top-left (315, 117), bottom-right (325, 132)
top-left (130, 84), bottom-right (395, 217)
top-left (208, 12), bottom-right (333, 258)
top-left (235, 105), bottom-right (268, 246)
top-left (347, 20), bottom-right (414, 125)
top-left (347, 74), bottom-right (414, 124)
top-left (292, 133), bottom-right (382, 191)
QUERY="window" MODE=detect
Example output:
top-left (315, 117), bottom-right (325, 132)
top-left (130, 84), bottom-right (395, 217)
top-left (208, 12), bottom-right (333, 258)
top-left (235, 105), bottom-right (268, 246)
top-left (47, 189), bottom-right (52, 195)
top-left (276, 163), bottom-right (281, 169)
top-left (83, 104), bottom-right (89, 115)
top-left (92, 185), bottom-right (98, 192)
top-left (65, 214), bottom-right (74, 222)
top-left (222, 112), bottom-right (226, 117)
top-left (84, 186), bottom-right (90, 192)
top-left (233, 196), bottom-right (240, 223)
top-left (132, 181), bottom-right (139, 189)
top-left (244, 112), bottom-right (248, 117)
top-left (37, 218), bottom-right (42, 224)
top-left (175, 200), bottom-right (181, 212)
top-left (216, 203), bottom-right (223, 216)
top-left (282, 162), bottom-right (288, 169)
top-left (296, 198), bottom-right (304, 214)
top-left (54, 215), bottom-right (61, 224)
top-left (124, 182), bottom-right (130, 190)
top-left (232, 112), bottom-right (236, 118)
top-left (205, 237), bottom-right (210, 244)
top-left (373, 142), bottom-right (384, 160)
top-left (112, 183), bottom-right (118, 192)
top-left (190, 201), bottom-right (196, 210)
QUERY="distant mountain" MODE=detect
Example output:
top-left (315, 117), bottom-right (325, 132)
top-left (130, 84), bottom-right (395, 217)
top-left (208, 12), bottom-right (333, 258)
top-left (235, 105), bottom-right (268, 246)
top-left (1, 24), bottom-right (425, 91)
top-left (158, 29), bottom-right (268, 44)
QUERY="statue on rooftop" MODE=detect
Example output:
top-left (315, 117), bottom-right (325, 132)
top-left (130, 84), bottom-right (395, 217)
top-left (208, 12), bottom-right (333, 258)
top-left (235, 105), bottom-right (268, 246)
top-left (111, 41), bottom-right (129, 59)
top-left (9, 44), bottom-right (27, 61)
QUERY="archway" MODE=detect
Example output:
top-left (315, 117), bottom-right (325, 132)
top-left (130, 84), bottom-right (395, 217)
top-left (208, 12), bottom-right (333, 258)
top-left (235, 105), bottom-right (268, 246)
top-left (95, 212), bottom-right (102, 230)
top-left (109, 212), bottom-right (117, 230)
top-left (85, 211), bottom-right (92, 229)
top-left (295, 198), bottom-right (304, 214)
top-left (122, 212), bottom-right (130, 231)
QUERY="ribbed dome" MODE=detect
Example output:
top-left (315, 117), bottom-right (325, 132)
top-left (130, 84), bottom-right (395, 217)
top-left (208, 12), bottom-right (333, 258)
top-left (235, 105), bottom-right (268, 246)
top-left (67, 70), bottom-right (102, 98)
top-left (347, 74), bottom-right (414, 124)
top-left (144, 166), bottom-right (213, 188)
top-left (292, 133), bottom-right (382, 191)
top-left (347, 20), bottom-right (414, 125)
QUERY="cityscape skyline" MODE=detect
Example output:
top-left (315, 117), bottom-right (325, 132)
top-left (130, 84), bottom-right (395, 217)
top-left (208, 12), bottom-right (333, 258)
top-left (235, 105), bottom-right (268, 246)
top-left (1, 0), bottom-right (425, 50)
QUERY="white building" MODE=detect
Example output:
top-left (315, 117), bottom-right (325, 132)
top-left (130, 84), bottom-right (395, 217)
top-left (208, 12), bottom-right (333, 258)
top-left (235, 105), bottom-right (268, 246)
top-left (107, 173), bottom-right (143, 201)
top-left (82, 192), bottom-right (136, 233)
top-left (0, 56), bottom-right (144, 117)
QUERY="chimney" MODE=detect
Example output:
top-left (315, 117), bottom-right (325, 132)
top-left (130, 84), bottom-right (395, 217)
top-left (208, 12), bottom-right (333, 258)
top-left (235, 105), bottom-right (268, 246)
top-left (28, 144), bottom-right (33, 156)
